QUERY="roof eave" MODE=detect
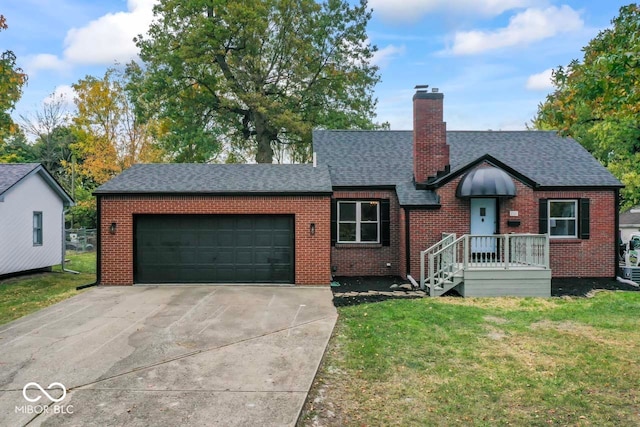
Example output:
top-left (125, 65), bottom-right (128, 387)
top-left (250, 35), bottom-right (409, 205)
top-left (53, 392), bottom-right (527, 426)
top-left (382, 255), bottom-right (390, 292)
top-left (92, 190), bottom-right (333, 197)
top-left (535, 184), bottom-right (624, 191)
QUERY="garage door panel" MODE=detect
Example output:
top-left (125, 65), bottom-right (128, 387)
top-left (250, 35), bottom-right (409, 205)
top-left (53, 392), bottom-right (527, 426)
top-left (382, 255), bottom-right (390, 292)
top-left (236, 234), bottom-right (253, 246)
top-left (217, 231), bottom-right (235, 246)
top-left (254, 233), bottom-right (273, 246)
top-left (235, 249), bottom-right (253, 264)
top-left (135, 215), bottom-right (293, 284)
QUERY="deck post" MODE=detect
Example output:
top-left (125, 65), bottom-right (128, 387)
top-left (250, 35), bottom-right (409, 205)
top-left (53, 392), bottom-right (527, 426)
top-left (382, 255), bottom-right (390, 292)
top-left (544, 234), bottom-right (550, 269)
top-left (420, 251), bottom-right (425, 290)
top-left (504, 234), bottom-right (510, 269)
top-left (463, 235), bottom-right (469, 269)
top-left (428, 253), bottom-right (435, 297)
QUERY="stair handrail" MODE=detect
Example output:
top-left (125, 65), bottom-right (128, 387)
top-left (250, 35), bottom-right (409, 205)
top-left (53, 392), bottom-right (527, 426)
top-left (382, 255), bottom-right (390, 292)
top-left (423, 234), bottom-right (467, 296)
top-left (419, 233), bottom-right (456, 290)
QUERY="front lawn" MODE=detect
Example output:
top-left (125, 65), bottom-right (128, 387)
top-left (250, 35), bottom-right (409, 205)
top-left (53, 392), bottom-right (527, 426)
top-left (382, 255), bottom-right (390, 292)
top-left (302, 292), bottom-right (640, 426)
top-left (0, 252), bottom-right (96, 326)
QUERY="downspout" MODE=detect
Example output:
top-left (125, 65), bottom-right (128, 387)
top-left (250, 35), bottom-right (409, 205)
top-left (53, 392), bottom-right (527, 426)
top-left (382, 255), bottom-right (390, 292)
top-left (61, 208), bottom-right (79, 274)
top-left (405, 208), bottom-right (411, 277)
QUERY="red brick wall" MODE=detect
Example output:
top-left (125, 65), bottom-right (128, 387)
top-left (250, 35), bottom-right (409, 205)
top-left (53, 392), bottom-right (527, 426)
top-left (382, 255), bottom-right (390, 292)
top-left (331, 190), bottom-right (400, 276)
top-left (406, 168), bottom-right (617, 278)
top-left (99, 195), bottom-right (331, 286)
top-left (413, 93), bottom-right (448, 183)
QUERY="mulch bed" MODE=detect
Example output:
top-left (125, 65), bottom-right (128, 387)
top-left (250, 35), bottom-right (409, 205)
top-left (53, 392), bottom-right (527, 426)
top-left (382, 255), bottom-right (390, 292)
top-left (331, 275), bottom-right (639, 307)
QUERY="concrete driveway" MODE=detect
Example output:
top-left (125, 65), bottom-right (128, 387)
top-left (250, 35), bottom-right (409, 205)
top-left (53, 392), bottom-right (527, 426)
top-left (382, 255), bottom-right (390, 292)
top-left (0, 285), bottom-right (337, 426)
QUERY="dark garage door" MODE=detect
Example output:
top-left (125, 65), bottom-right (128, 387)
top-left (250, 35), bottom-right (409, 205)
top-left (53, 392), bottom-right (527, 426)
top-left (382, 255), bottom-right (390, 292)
top-left (135, 215), bottom-right (294, 284)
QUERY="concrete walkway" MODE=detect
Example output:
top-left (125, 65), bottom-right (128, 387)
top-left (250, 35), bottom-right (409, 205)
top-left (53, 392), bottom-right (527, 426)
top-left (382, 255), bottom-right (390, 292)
top-left (0, 285), bottom-right (337, 426)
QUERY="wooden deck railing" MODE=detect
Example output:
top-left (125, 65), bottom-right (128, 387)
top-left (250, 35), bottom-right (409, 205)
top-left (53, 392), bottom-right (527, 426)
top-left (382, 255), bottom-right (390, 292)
top-left (420, 234), bottom-right (550, 296)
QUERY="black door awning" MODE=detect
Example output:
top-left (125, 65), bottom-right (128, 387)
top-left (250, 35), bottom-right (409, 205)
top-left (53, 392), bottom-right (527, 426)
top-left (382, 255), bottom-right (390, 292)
top-left (456, 167), bottom-right (516, 198)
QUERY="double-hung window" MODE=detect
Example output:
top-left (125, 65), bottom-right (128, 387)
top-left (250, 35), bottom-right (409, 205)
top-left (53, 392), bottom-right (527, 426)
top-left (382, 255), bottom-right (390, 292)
top-left (548, 200), bottom-right (577, 238)
top-left (33, 212), bottom-right (43, 245)
top-left (337, 201), bottom-right (380, 243)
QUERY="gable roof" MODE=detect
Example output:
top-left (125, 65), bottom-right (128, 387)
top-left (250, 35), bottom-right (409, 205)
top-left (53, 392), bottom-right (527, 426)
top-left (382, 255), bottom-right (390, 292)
top-left (314, 130), bottom-right (622, 189)
top-left (0, 163), bottom-right (74, 206)
top-left (94, 163), bottom-right (333, 195)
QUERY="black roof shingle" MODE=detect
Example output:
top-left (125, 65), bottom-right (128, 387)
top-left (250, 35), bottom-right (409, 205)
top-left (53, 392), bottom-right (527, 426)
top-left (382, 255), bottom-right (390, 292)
top-left (94, 163), bottom-right (333, 194)
top-left (0, 163), bottom-right (40, 195)
top-left (313, 130), bottom-right (621, 205)
top-left (313, 130), bottom-right (621, 188)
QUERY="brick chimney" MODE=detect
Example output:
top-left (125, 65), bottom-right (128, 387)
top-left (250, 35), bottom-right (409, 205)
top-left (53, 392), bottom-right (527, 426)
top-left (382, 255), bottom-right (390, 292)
top-left (413, 86), bottom-right (449, 184)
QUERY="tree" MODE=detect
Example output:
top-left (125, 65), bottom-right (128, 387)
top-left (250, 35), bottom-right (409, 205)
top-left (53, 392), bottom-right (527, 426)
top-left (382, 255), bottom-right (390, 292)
top-left (20, 94), bottom-right (73, 176)
top-left (135, 0), bottom-right (381, 164)
top-left (533, 4), bottom-right (640, 209)
top-left (0, 15), bottom-right (28, 142)
top-left (0, 130), bottom-right (37, 163)
top-left (72, 67), bottom-right (164, 185)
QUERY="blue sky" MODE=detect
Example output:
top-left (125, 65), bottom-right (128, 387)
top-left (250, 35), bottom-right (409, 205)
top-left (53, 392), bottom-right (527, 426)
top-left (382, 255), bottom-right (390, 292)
top-left (2, 0), bottom-right (632, 131)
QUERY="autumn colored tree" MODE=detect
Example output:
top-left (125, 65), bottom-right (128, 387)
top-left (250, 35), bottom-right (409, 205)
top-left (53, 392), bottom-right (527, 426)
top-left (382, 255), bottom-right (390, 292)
top-left (0, 15), bottom-right (28, 142)
top-left (534, 4), bottom-right (640, 209)
top-left (72, 67), bottom-right (164, 184)
top-left (135, 0), bottom-right (381, 163)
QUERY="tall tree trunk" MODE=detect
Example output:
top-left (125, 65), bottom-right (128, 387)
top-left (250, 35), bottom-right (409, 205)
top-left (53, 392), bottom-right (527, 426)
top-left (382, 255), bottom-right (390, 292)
top-left (254, 114), bottom-right (274, 163)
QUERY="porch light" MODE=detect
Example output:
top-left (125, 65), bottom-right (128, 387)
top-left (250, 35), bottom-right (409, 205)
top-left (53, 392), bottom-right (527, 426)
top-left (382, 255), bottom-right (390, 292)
top-left (310, 223), bottom-right (316, 236)
top-left (109, 222), bottom-right (117, 235)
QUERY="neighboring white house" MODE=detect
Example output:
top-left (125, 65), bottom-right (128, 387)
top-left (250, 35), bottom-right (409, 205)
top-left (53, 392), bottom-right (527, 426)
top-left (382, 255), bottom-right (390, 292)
top-left (0, 164), bottom-right (74, 276)
top-left (620, 206), bottom-right (640, 243)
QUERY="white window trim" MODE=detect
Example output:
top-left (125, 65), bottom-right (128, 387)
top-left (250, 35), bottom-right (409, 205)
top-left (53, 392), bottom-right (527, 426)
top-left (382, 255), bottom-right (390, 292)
top-left (337, 201), bottom-right (380, 244)
top-left (33, 211), bottom-right (43, 246)
top-left (548, 199), bottom-right (578, 239)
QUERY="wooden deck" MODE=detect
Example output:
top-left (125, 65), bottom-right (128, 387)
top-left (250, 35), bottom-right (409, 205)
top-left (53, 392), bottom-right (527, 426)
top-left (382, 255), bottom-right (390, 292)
top-left (421, 234), bottom-right (551, 297)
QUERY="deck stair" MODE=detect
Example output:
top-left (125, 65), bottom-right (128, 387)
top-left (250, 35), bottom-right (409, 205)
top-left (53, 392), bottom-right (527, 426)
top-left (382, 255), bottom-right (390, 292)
top-left (420, 233), bottom-right (551, 297)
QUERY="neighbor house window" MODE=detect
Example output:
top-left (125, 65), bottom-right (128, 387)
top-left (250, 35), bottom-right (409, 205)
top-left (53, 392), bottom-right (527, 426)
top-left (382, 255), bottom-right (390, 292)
top-left (337, 201), bottom-right (380, 243)
top-left (548, 200), bottom-right (577, 238)
top-left (33, 212), bottom-right (43, 245)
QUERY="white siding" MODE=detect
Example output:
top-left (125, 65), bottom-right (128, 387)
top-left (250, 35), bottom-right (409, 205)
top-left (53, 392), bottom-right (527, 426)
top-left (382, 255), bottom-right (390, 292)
top-left (0, 173), bottom-right (64, 275)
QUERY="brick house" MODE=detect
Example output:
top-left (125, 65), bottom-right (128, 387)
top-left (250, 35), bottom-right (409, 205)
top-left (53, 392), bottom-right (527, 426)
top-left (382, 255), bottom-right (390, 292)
top-left (95, 87), bottom-right (622, 296)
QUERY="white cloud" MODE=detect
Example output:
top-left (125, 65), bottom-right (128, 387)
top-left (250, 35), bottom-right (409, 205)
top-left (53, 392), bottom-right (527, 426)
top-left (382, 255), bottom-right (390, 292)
top-left (63, 0), bottom-right (156, 65)
top-left (447, 6), bottom-right (584, 55)
top-left (372, 44), bottom-right (406, 67)
top-left (27, 0), bottom-right (157, 73)
top-left (369, 0), bottom-right (537, 23)
top-left (24, 54), bottom-right (69, 76)
top-left (526, 68), bottom-right (555, 90)
top-left (44, 85), bottom-right (76, 107)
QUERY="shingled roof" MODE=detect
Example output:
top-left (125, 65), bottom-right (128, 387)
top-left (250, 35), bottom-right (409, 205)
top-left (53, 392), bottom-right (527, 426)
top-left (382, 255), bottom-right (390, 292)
top-left (313, 130), bottom-right (622, 188)
top-left (313, 129), bottom-right (621, 206)
top-left (0, 163), bottom-right (40, 195)
top-left (0, 163), bottom-right (74, 205)
top-left (94, 163), bottom-right (333, 195)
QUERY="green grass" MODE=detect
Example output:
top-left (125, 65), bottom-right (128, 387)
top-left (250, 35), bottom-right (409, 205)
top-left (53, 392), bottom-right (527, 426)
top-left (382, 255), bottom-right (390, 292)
top-left (0, 252), bottom-right (96, 326)
top-left (303, 293), bottom-right (640, 426)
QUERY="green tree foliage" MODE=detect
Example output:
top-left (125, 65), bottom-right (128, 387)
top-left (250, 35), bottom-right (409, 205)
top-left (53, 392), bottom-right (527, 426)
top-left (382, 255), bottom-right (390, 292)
top-left (534, 4), bottom-right (640, 209)
top-left (0, 130), bottom-right (37, 163)
top-left (135, 0), bottom-right (381, 163)
top-left (0, 15), bottom-right (28, 142)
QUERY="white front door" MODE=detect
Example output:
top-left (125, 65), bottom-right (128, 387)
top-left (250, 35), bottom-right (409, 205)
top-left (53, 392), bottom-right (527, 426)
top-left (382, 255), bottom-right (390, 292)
top-left (470, 198), bottom-right (497, 253)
